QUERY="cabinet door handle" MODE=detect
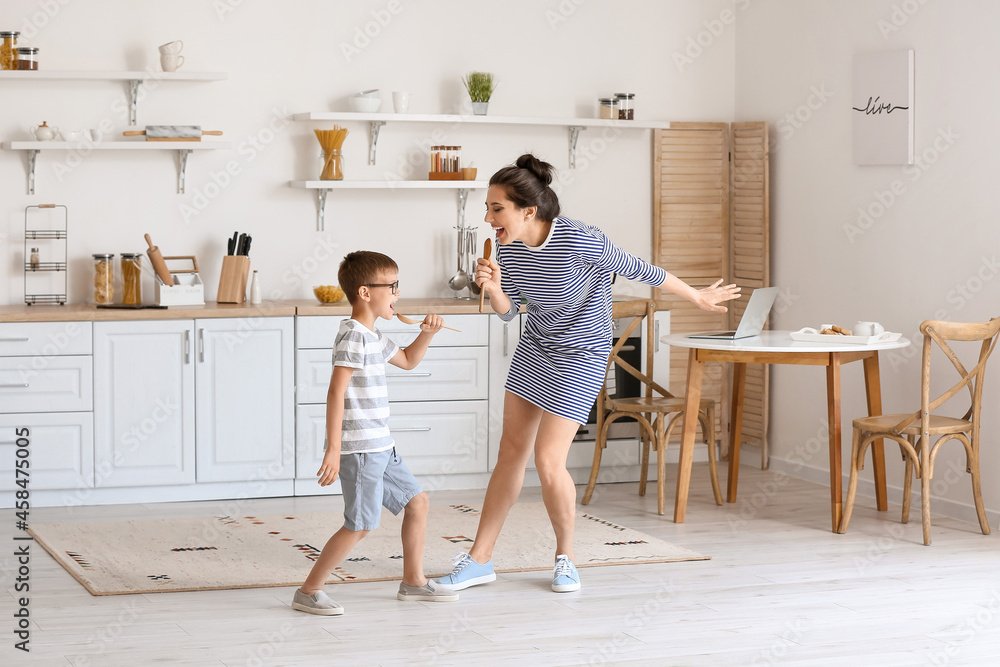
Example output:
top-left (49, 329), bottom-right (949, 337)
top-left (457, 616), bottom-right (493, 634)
top-left (618, 344), bottom-right (636, 352)
top-left (184, 330), bottom-right (190, 364)
top-left (0, 337), bottom-right (29, 342)
top-left (198, 328), bottom-right (205, 363)
top-left (390, 427), bottom-right (431, 433)
top-left (0, 383), bottom-right (30, 388)
top-left (386, 373), bottom-right (431, 378)
top-left (503, 322), bottom-right (509, 357)
top-left (0, 440), bottom-right (18, 445)
top-left (655, 321), bottom-right (660, 353)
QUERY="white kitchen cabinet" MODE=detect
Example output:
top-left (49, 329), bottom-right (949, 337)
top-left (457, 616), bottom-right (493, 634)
top-left (195, 318), bottom-right (295, 483)
top-left (94, 318), bottom-right (296, 488)
top-left (94, 320), bottom-right (196, 487)
top-left (487, 314), bottom-right (522, 469)
top-left (0, 413), bottom-right (94, 492)
top-left (0, 355), bottom-right (92, 414)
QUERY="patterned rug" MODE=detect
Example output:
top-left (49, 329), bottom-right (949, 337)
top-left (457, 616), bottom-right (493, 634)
top-left (28, 502), bottom-right (708, 595)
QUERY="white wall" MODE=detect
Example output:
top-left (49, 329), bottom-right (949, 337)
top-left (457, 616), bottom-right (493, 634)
top-left (735, 0), bottom-right (1000, 521)
top-left (1, 0), bottom-right (735, 305)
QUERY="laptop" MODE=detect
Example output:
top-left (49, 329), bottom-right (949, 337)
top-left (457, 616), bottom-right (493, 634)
top-left (687, 286), bottom-right (779, 340)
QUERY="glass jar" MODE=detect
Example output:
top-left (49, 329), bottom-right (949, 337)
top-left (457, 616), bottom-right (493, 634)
top-left (615, 93), bottom-right (635, 120)
top-left (320, 149), bottom-right (344, 180)
top-left (16, 46), bottom-right (38, 71)
top-left (599, 97), bottom-right (617, 120)
top-left (121, 253), bottom-right (142, 305)
top-left (0, 31), bottom-right (18, 70)
top-left (93, 253), bottom-right (114, 304)
top-left (29, 247), bottom-right (40, 270)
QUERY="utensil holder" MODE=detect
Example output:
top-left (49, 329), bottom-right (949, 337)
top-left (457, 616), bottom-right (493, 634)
top-left (217, 255), bottom-right (250, 303)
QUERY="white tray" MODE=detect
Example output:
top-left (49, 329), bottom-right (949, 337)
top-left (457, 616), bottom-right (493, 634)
top-left (789, 327), bottom-right (901, 345)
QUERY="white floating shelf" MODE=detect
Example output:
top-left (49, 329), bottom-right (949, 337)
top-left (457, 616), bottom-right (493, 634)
top-left (4, 141), bottom-right (232, 195)
top-left (289, 181), bottom-right (487, 232)
top-left (289, 180), bottom-right (488, 189)
top-left (292, 111), bottom-right (670, 130)
top-left (0, 70), bottom-right (227, 81)
top-left (5, 141), bottom-right (231, 150)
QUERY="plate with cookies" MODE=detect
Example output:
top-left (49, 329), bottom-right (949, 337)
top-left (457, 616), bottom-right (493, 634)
top-left (790, 325), bottom-right (902, 345)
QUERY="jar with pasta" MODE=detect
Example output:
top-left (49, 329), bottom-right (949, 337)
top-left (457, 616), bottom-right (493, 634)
top-left (121, 253), bottom-right (142, 305)
top-left (93, 253), bottom-right (114, 304)
top-left (0, 32), bottom-right (18, 70)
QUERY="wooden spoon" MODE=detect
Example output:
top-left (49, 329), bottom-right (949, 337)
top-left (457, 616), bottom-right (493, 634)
top-left (478, 238), bottom-right (492, 313)
top-left (395, 312), bottom-right (461, 332)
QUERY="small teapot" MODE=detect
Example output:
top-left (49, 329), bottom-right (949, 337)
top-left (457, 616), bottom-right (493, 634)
top-left (30, 121), bottom-right (58, 141)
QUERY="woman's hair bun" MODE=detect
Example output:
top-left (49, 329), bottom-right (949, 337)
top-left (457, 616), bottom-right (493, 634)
top-left (515, 153), bottom-right (554, 187)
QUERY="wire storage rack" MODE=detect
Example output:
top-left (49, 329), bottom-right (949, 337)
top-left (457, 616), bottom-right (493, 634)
top-left (24, 204), bottom-right (68, 305)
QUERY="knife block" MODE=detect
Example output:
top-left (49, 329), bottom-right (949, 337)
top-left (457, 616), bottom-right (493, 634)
top-left (217, 256), bottom-right (250, 303)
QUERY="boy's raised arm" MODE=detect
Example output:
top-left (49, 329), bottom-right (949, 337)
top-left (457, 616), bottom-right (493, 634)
top-left (389, 314), bottom-right (444, 370)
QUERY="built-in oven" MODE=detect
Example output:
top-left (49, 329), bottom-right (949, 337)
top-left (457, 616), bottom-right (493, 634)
top-left (574, 316), bottom-right (643, 442)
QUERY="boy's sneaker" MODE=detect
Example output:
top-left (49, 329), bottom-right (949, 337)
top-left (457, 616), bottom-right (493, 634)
top-left (292, 588), bottom-right (344, 616)
top-left (434, 552), bottom-right (496, 590)
top-left (397, 580), bottom-right (460, 602)
top-left (552, 554), bottom-right (581, 592)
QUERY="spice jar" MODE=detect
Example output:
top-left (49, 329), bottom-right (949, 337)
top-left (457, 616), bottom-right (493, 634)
top-left (93, 253), bottom-right (114, 304)
top-left (0, 31), bottom-right (18, 70)
top-left (16, 46), bottom-right (38, 71)
top-left (599, 97), bottom-right (617, 120)
top-left (121, 253), bottom-right (142, 305)
top-left (615, 93), bottom-right (635, 120)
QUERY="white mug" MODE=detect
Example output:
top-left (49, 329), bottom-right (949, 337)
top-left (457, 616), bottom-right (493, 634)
top-left (61, 129), bottom-right (85, 142)
top-left (89, 128), bottom-right (103, 142)
top-left (392, 91), bottom-right (410, 114)
top-left (852, 321), bottom-right (885, 337)
top-left (159, 40), bottom-right (183, 55)
top-left (160, 53), bottom-right (184, 72)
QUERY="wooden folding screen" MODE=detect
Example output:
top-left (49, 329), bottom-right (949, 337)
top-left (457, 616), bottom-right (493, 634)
top-left (652, 121), bottom-right (770, 465)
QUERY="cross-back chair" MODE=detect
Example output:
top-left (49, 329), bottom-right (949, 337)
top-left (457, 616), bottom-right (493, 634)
top-left (581, 299), bottom-right (723, 515)
top-left (838, 317), bottom-right (1000, 545)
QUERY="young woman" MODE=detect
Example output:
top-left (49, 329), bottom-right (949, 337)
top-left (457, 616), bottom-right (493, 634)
top-left (436, 154), bottom-right (740, 593)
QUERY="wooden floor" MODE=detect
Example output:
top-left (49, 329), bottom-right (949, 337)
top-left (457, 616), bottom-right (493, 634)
top-left (3, 463), bottom-right (998, 666)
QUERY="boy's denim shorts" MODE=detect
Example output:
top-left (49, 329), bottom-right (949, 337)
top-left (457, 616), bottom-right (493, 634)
top-left (339, 447), bottom-right (422, 531)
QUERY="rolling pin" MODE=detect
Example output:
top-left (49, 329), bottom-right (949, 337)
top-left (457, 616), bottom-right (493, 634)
top-left (145, 233), bottom-right (175, 286)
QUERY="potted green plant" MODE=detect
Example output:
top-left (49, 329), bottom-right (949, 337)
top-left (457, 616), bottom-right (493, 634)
top-left (462, 71), bottom-right (496, 115)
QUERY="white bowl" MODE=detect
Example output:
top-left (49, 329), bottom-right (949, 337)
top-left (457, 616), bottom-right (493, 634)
top-left (349, 96), bottom-right (381, 113)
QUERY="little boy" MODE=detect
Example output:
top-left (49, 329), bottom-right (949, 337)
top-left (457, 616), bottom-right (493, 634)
top-left (292, 250), bottom-right (458, 615)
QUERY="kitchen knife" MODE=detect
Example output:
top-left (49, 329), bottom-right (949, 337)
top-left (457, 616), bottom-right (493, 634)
top-left (243, 235), bottom-right (252, 257)
top-left (236, 233), bottom-right (246, 256)
top-left (227, 236), bottom-right (235, 255)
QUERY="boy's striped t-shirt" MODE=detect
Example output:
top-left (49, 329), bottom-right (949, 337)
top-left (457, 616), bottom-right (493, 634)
top-left (332, 318), bottom-right (400, 454)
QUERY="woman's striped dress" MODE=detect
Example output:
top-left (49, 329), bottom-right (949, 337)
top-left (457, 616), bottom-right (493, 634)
top-left (494, 216), bottom-right (667, 424)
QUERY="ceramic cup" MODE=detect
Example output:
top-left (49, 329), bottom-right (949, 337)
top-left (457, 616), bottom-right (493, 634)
top-left (61, 129), bottom-right (85, 142)
top-left (89, 128), bottom-right (103, 142)
top-left (392, 91), bottom-right (410, 114)
top-left (160, 53), bottom-right (184, 72)
top-left (852, 321), bottom-right (885, 337)
top-left (461, 167), bottom-right (477, 180)
top-left (158, 40), bottom-right (183, 55)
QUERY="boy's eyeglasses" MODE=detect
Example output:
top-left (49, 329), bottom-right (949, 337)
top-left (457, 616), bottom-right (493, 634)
top-left (366, 280), bottom-right (399, 295)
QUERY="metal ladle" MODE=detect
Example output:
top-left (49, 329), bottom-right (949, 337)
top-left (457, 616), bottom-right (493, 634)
top-left (448, 226), bottom-right (470, 292)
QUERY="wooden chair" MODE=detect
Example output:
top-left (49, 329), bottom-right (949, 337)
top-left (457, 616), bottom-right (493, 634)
top-left (839, 317), bottom-right (1000, 545)
top-left (582, 299), bottom-right (723, 515)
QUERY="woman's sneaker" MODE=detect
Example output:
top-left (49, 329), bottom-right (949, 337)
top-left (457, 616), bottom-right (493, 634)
top-left (434, 552), bottom-right (496, 590)
top-left (292, 588), bottom-right (344, 615)
top-left (552, 554), bottom-right (581, 592)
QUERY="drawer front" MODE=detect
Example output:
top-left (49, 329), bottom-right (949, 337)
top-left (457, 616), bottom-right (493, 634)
top-left (0, 321), bottom-right (92, 357)
top-left (0, 413), bottom-right (94, 491)
top-left (0, 356), bottom-right (93, 413)
top-left (296, 315), bottom-right (488, 349)
top-left (296, 346), bottom-right (488, 403)
top-left (388, 400), bottom-right (488, 476)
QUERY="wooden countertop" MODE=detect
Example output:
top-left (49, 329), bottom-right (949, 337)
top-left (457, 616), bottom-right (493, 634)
top-left (0, 298), bottom-right (507, 323)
